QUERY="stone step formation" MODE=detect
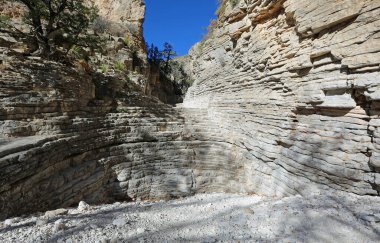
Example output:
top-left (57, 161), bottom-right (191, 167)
top-left (185, 0), bottom-right (380, 196)
top-left (0, 0), bottom-right (379, 225)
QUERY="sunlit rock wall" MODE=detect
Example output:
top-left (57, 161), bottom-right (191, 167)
top-left (93, 0), bottom-right (147, 52)
top-left (1, 0), bottom-right (379, 221)
top-left (184, 0), bottom-right (380, 196)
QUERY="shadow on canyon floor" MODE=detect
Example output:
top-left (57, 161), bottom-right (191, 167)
top-left (33, 194), bottom-right (380, 242)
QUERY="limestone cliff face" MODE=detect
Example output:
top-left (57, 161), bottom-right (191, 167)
top-left (0, 53), bottom-right (240, 219)
top-left (94, 0), bottom-right (145, 24)
top-left (0, 0), bottom-right (175, 219)
top-left (0, 0), bottom-right (240, 220)
top-left (1, 0), bottom-right (380, 221)
top-left (184, 0), bottom-right (380, 196)
top-left (93, 0), bottom-right (146, 50)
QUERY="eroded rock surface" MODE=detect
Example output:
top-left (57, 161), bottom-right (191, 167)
top-left (0, 0), bottom-right (379, 223)
top-left (92, 0), bottom-right (147, 57)
top-left (0, 52), bottom-right (244, 219)
top-left (184, 0), bottom-right (380, 196)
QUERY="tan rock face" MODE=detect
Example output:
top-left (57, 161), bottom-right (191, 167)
top-left (92, 0), bottom-right (146, 48)
top-left (286, 0), bottom-right (365, 37)
top-left (0, 1), bottom-right (25, 18)
top-left (184, 0), bottom-right (380, 196)
top-left (94, 0), bottom-right (145, 23)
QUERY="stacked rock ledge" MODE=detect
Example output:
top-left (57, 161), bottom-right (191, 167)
top-left (0, 0), bottom-right (379, 221)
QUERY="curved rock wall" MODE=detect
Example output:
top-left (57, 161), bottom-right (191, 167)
top-left (1, 0), bottom-right (379, 220)
top-left (0, 56), bottom-right (243, 220)
top-left (184, 0), bottom-right (380, 196)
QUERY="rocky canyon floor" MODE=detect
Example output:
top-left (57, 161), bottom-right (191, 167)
top-left (1, 193), bottom-right (380, 243)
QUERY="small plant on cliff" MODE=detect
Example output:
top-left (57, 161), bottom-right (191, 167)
top-left (0, 0), bottom-right (102, 57)
top-left (70, 45), bottom-right (91, 61)
top-left (198, 40), bottom-right (206, 54)
top-left (123, 35), bottom-right (131, 47)
top-left (230, 0), bottom-right (239, 7)
top-left (0, 15), bottom-right (11, 28)
top-left (92, 17), bottom-right (112, 34)
top-left (203, 19), bottom-right (218, 40)
top-left (114, 60), bottom-right (125, 71)
top-left (100, 63), bottom-right (109, 73)
top-left (216, 0), bottom-right (226, 16)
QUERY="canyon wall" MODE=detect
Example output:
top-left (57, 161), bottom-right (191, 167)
top-left (1, 0), bottom-right (380, 220)
top-left (0, 0), bottom-right (242, 219)
top-left (0, 54), bottom-right (243, 219)
top-left (184, 0), bottom-right (380, 196)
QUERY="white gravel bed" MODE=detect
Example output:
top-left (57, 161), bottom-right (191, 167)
top-left (1, 193), bottom-right (380, 242)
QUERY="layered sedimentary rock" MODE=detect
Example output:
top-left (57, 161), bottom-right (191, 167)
top-left (93, 0), bottom-right (145, 35)
top-left (0, 52), bottom-right (245, 219)
top-left (0, 0), bottom-right (240, 217)
top-left (0, 0), bottom-right (193, 219)
top-left (1, 0), bottom-right (380, 221)
top-left (0, 0), bottom-right (150, 87)
top-left (184, 0), bottom-right (380, 196)
top-left (92, 0), bottom-right (148, 65)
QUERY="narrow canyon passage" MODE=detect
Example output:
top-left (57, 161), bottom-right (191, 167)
top-left (0, 0), bottom-right (380, 242)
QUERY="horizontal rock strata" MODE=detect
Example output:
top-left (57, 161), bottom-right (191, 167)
top-left (184, 0), bottom-right (380, 196)
top-left (1, 0), bottom-right (379, 220)
top-left (0, 55), bottom-right (244, 219)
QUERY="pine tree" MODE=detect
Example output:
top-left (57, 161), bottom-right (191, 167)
top-left (161, 42), bottom-right (177, 72)
top-left (147, 43), bottom-right (162, 65)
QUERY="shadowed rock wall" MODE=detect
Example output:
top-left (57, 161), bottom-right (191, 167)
top-left (0, 55), bottom-right (244, 219)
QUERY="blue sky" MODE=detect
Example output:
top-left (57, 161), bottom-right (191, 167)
top-left (144, 0), bottom-right (219, 56)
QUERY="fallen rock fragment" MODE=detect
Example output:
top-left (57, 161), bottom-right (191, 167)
top-left (112, 217), bottom-right (128, 227)
top-left (36, 217), bottom-right (49, 226)
top-left (3, 217), bottom-right (20, 227)
top-left (78, 201), bottom-right (91, 212)
top-left (53, 219), bottom-right (66, 232)
top-left (44, 208), bottom-right (68, 218)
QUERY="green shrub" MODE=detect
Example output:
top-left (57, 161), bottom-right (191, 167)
top-left (208, 19), bottom-right (218, 34)
top-left (198, 40), bottom-right (205, 54)
top-left (0, 15), bottom-right (11, 28)
top-left (123, 35), bottom-right (131, 46)
top-left (70, 45), bottom-right (89, 61)
top-left (100, 63), bottom-right (109, 73)
top-left (230, 0), bottom-right (239, 7)
top-left (114, 61), bottom-right (125, 71)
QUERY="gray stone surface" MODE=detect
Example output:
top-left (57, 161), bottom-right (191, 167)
top-left (1, 193), bottom-right (380, 242)
top-left (184, 0), bottom-right (380, 197)
top-left (0, 0), bottom-right (379, 222)
top-left (0, 54), bottom-right (244, 219)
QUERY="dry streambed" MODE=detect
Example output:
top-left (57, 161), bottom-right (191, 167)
top-left (1, 193), bottom-right (380, 242)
